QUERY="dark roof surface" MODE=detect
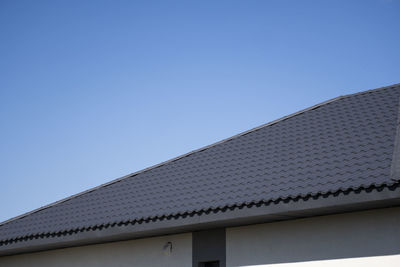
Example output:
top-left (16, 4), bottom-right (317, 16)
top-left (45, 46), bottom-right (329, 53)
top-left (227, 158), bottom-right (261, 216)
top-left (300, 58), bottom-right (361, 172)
top-left (1, 84), bottom-right (400, 245)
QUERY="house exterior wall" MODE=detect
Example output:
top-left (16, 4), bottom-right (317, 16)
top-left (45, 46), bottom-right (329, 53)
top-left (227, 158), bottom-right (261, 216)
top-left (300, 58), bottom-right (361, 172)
top-left (1, 207), bottom-right (400, 267)
top-left (226, 207), bottom-right (400, 267)
top-left (0, 232), bottom-right (192, 267)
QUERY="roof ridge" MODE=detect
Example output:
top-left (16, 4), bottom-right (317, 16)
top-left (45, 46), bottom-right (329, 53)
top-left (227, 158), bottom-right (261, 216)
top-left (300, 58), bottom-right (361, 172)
top-left (1, 82), bottom-right (399, 227)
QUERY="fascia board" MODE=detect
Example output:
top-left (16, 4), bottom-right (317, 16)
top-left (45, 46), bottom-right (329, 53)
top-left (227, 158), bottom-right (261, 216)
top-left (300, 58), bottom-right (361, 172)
top-left (0, 186), bottom-right (399, 257)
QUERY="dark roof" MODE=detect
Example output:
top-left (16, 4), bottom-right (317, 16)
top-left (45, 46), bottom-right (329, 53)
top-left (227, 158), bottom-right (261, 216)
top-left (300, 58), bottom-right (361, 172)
top-left (1, 83), bottom-right (400, 254)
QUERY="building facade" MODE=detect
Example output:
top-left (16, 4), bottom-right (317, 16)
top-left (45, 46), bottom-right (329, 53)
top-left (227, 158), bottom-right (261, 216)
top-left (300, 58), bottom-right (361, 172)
top-left (1, 84), bottom-right (400, 266)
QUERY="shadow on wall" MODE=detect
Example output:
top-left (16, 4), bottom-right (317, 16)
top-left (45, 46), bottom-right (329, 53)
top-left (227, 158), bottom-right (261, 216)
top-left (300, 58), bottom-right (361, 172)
top-left (226, 207), bottom-right (400, 267)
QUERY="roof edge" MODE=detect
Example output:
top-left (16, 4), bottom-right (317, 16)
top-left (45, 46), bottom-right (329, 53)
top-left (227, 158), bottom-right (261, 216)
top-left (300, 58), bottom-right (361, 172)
top-left (1, 184), bottom-right (399, 257)
top-left (390, 95), bottom-right (400, 181)
top-left (1, 82), bottom-right (399, 228)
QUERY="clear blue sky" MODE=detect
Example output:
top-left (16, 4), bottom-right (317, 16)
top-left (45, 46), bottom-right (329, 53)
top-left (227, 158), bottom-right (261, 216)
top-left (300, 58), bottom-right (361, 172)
top-left (0, 0), bottom-right (399, 223)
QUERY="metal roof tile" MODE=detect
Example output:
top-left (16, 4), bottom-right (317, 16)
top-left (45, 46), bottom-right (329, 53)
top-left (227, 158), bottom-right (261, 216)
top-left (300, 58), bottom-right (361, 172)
top-left (1, 84), bottom-right (400, 244)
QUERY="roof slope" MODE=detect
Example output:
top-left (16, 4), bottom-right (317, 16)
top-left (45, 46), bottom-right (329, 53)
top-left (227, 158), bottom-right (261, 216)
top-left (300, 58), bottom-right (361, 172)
top-left (1, 84), bottom-right (400, 245)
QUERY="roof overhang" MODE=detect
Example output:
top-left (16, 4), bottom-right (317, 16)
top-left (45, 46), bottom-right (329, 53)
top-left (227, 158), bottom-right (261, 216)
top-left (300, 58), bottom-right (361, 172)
top-left (1, 184), bottom-right (399, 257)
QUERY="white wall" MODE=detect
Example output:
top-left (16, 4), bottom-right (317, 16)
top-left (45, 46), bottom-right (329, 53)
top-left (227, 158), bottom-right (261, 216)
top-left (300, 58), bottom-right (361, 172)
top-left (227, 207), bottom-right (400, 267)
top-left (0, 232), bottom-right (192, 267)
top-left (237, 255), bottom-right (400, 267)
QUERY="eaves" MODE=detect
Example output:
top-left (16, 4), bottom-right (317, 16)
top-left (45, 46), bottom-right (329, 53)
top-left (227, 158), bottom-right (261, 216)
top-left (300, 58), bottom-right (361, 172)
top-left (1, 184), bottom-right (399, 257)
